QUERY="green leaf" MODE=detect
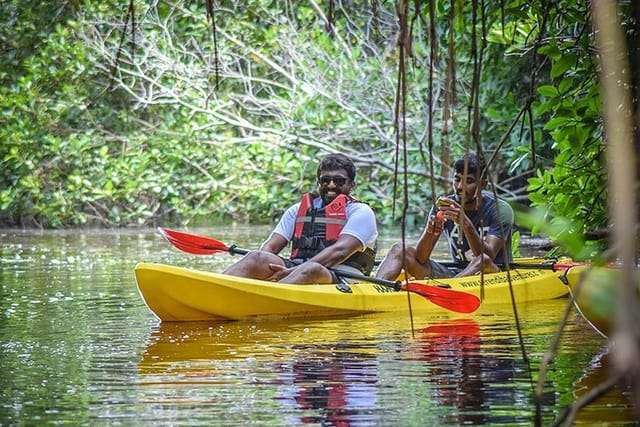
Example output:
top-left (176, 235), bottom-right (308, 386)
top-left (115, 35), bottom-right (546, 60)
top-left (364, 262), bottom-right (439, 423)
top-left (544, 117), bottom-right (570, 130)
top-left (537, 43), bottom-right (561, 59)
top-left (551, 54), bottom-right (577, 79)
top-left (537, 85), bottom-right (558, 97)
top-left (558, 77), bottom-right (575, 93)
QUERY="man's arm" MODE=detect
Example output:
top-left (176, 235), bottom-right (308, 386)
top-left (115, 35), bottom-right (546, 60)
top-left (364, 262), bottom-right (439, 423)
top-left (259, 203), bottom-right (298, 255)
top-left (453, 203), bottom-right (506, 260)
top-left (480, 235), bottom-right (505, 259)
top-left (307, 234), bottom-right (363, 268)
top-left (415, 215), bottom-right (444, 264)
top-left (438, 199), bottom-right (492, 259)
top-left (479, 199), bottom-right (512, 260)
top-left (266, 234), bottom-right (362, 282)
top-left (459, 215), bottom-right (508, 260)
top-left (259, 233), bottom-right (289, 254)
top-left (459, 216), bottom-right (485, 258)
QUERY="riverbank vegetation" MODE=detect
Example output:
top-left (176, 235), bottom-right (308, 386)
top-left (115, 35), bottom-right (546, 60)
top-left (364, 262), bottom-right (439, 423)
top-left (0, 1), bottom-right (636, 245)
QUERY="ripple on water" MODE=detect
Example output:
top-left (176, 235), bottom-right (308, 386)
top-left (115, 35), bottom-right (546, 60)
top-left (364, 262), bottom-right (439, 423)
top-left (1, 229), bottom-right (635, 425)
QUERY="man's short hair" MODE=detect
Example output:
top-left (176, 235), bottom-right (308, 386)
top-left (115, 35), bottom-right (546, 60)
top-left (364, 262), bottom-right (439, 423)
top-left (317, 153), bottom-right (356, 181)
top-left (453, 152), bottom-right (486, 177)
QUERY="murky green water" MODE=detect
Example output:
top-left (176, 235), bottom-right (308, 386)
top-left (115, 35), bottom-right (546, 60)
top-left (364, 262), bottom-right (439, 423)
top-left (0, 228), bottom-right (635, 425)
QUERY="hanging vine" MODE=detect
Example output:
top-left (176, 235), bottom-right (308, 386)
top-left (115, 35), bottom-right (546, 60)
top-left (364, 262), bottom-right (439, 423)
top-left (108, 0), bottom-right (136, 89)
top-left (326, 0), bottom-right (335, 37)
top-left (440, 0), bottom-right (457, 179)
top-left (392, 0), bottom-right (415, 334)
top-left (205, 0), bottom-right (221, 92)
top-left (426, 0), bottom-right (437, 205)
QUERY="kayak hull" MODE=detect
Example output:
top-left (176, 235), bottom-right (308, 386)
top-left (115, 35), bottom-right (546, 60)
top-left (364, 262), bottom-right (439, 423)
top-left (135, 261), bottom-right (586, 322)
top-left (573, 267), bottom-right (640, 335)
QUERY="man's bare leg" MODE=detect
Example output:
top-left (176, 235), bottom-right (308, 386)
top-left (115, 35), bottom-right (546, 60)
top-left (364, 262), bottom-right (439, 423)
top-left (375, 243), bottom-right (432, 280)
top-left (223, 251), bottom-right (285, 279)
top-left (279, 261), bottom-right (334, 284)
top-left (455, 254), bottom-right (499, 277)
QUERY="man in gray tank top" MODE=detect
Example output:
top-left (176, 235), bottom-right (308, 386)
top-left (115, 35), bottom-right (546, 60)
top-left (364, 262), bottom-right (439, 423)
top-left (376, 153), bottom-right (514, 279)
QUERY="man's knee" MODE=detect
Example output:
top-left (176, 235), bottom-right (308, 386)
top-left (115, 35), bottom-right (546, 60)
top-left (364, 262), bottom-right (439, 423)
top-left (282, 261), bottom-right (332, 284)
top-left (480, 253), bottom-right (495, 264)
top-left (296, 261), bottom-right (327, 276)
top-left (388, 242), bottom-right (417, 260)
top-left (474, 253), bottom-right (499, 272)
top-left (242, 250), bottom-right (279, 264)
top-left (232, 250), bottom-right (282, 271)
top-left (224, 250), bottom-right (282, 278)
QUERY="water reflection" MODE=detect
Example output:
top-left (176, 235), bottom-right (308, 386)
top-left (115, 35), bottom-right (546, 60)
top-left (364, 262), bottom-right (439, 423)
top-left (413, 318), bottom-right (558, 424)
top-left (137, 301), bottom-right (614, 425)
top-left (417, 319), bottom-right (486, 424)
top-left (281, 346), bottom-right (379, 425)
top-left (139, 318), bottom-right (384, 424)
top-left (1, 229), bottom-right (635, 425)
top-left (571, 350), bottom-right (638, 424)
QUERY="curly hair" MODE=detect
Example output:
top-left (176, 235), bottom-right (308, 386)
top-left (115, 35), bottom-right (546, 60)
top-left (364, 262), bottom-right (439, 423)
top-left (453, 152), bottom-right (486, 177)
top-left (316, 153), bottom-right (356, 181)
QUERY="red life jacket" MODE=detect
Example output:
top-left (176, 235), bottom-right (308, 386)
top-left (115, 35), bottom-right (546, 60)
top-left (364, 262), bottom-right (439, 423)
top-left (290, 193), bottom-right (376, 275)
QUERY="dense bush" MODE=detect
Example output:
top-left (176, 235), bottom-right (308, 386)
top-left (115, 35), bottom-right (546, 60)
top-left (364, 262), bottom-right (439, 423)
top-left (0, 0), bottom-right (625, 241)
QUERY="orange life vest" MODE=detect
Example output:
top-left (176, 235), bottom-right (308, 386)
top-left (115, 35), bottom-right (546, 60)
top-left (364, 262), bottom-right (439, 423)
top-left (290, 193), bottom-right (376, 275)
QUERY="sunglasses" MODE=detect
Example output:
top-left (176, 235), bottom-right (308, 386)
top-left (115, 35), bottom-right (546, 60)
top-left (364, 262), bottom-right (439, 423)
top-left (318, 175), bottom-right (348, 186)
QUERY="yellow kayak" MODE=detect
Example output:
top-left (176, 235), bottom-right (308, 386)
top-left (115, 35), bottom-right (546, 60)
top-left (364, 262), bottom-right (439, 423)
top-left (134, 258), bottom-right (587, 321)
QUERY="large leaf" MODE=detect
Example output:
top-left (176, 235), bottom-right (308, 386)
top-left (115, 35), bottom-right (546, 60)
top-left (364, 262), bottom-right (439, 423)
top-left (537, 85), bottom-right (559, 97)
top-left (551, 54), bottom-right (577, 79)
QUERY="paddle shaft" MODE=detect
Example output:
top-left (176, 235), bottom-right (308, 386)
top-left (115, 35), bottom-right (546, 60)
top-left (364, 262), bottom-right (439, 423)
top-left (227, 244), bottom-right (566, 288)
top-left (326, 268), bottom-right (401, 290)
top-left (228, 245), bottom-right (249, 256)
top-left (228, 244), bottom-right (566, 271)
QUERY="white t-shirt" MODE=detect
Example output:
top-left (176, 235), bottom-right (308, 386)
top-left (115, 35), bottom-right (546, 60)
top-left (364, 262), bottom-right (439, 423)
top-left (268, 197), bottom-right (378, 251)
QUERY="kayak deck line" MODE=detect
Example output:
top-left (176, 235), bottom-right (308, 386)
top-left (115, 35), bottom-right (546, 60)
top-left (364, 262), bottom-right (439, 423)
top-left (134, 261), bottom-right (588, 322)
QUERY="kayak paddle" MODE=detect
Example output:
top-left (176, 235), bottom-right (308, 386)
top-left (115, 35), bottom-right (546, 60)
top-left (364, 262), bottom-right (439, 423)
top-left (158, 227), bottom-right (583, 271)
top-left (158, 227), bottom-right (249, 256)
top-left (157, 227), bottom-right (481, 314)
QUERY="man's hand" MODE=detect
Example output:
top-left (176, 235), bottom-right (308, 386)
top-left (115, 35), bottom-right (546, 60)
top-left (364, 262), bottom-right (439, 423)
top-left (266, 263), bottom-right (295, 281)
top-left (438, 199), bottom-right (467, 224)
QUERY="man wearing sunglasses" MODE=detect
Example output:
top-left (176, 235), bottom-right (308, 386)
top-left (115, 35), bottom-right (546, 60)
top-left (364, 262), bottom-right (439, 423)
top-left (224, 153), bottom-right (378, 284)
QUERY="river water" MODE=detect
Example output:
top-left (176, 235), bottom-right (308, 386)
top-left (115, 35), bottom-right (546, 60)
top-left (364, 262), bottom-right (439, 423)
top-left (0, 227), bottom-right (635, 425)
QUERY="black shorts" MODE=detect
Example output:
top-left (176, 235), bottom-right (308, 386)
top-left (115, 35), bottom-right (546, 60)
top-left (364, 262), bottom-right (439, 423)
top-left (283, 258), bottom-right (304, 268)
top-left (426, 260), bottom-right (462, 278)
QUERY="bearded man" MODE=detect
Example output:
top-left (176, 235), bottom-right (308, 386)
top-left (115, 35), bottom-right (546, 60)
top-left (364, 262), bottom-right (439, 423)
top-left (224, 153), bottom-right (377, 284)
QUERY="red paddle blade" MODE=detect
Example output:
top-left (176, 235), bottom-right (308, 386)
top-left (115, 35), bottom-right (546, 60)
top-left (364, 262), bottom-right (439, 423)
top-left (405, 283), bottom-right (481, 313)
top-left (553, 261), bottom-right (584, 271)
top-left (158, 227), bottom-right (230, 255)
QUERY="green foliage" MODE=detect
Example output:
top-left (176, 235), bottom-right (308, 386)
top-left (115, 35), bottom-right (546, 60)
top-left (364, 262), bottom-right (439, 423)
top-left (0, 3), bottom-right (313, 227)
top-left (515, 207), bottom-right (604, 260)
top-left (527, 28), bottom-right (607, 235)
top-left (0, 0), bottom-right (617, 240)
top-left (481, 0), bottom-right (612, 249)
top-left (511, 229), bottom-right (521, 258)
